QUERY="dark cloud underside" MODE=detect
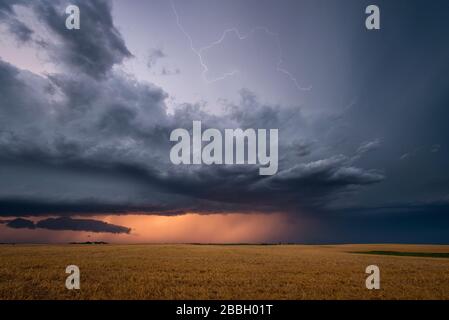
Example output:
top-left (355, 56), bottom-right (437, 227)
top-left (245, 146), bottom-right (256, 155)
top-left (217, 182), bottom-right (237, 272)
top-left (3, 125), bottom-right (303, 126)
top-left (4, 217), bottom-right (131, 234)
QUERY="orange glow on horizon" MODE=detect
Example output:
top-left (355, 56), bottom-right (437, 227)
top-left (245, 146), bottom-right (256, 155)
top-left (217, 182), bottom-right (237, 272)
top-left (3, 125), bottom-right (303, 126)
top-left (0, 213), bottom-right (298, 244)
top-left (101, 213), bottom-right (296, 243)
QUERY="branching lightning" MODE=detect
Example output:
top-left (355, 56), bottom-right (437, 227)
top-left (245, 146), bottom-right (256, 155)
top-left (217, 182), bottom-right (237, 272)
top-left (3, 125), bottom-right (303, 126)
top-left (170, 0), bottom-right (311, 90)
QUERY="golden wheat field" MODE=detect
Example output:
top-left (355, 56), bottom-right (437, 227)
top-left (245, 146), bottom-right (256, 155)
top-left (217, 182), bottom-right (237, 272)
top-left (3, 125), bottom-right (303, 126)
top-left (0, 244), bottom-right (448, 300)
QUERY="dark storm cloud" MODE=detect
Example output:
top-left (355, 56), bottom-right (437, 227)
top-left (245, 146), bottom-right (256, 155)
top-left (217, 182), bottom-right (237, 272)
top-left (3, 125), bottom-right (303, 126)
top-left (35, 0), bottom-right (132, 78)
top-left (356, 140), bottom-right (381, 156)
top-left (0, 53), bottom-right (386, 216)
top-left (0, 0), bottom-right (131, 78)
top-left (0, 198), bottom-right (185, 217)
top-left (264, 156), bottom-right (383, 189)
top-left (147, 47), bottom-right (180, 75)
top-left (299, 201), bottom-right (449, 244)
top-left (2, 217), bottom-right (131, 233)
top-left (0, 0), bottom-right (408, 222)
top-left (3, 17), bottom-right (33, 42)
top-left (0, 0), bottom-right (33, 42)
top-left (6, 218), bottom-right (35, 229)
top-left (147, 47), bottom-right (166, 69)
top-left (36, 217), bottom-right (131, 234)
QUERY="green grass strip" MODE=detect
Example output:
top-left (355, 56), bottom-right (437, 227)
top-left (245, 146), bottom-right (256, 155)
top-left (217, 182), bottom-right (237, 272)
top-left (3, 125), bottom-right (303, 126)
top-left (352, 251), bottom-right (449, 259)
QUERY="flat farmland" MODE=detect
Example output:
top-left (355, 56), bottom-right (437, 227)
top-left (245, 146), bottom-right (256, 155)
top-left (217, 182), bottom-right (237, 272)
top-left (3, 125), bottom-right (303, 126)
top-left (0, 244), bottom-right (448, 300)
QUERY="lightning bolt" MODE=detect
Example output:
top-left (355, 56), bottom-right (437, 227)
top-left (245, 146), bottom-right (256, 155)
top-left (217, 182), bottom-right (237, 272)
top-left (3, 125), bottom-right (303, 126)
top-left (170, 0), bottom-right (311, 90)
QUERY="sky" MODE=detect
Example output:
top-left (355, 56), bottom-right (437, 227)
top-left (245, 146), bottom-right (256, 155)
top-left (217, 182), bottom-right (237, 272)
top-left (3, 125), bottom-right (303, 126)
top-left (0, 0), bottom-right (448, 244)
